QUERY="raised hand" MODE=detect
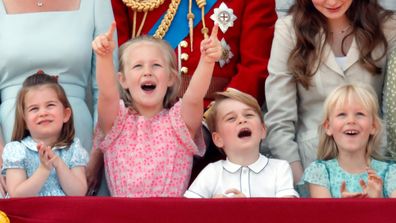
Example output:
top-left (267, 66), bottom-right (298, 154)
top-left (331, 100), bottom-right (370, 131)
top-left (340, 181), bottom-right (368, 198)
top-left (200, 24), bottom-right (222, 63)
top-left (92, 22), bottom-right (116, 57)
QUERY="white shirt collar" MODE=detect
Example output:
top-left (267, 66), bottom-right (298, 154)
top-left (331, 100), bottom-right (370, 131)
top-left (223, 154), bottom-right (269, 174)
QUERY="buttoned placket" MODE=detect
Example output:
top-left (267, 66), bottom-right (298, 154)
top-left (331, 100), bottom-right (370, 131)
top-left (240, 166), bottom-right (250, 197)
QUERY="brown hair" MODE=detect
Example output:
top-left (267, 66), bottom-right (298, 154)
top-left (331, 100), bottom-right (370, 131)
top-left (118, 35), bottom-right (180, 109)
top-left (317, 84), bottom-right (383, 161)
top-left (288, 0), bottom-right (393, 89)
top-left (205, 88), bottom-right (263, 133)
top-left (12, 71), bottom-right (75, 147)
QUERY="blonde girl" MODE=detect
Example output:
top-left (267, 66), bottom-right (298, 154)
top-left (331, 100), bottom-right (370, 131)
top-left (2, 71), bottom-right (88, 197)
top-left (303, 84), bottom-right (396, 198)
top-left (90, 23), bottom-right (221, 197)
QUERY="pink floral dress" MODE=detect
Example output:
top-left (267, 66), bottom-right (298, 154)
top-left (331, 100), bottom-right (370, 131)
top-left (93, 100), bottom-right (205, 197)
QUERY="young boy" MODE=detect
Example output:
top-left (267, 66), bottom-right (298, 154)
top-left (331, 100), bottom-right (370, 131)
top-left (184, 88), bottom-right (299, 198)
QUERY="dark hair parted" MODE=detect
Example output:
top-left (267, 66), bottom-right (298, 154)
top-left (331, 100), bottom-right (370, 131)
top-left (118, 35), bottom-right (180, 109)
top-left (288, 0), bottom-right (393, 89)
top-left (12, 71), bottom-right (75, 147)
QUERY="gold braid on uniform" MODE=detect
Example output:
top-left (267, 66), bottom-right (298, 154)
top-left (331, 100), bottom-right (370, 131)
top-left (195, 0), bottom-right (208, 38)
top-left (153, 0), bottom-right (181, 39)
top-left (122, 0), bottom-right (165, 38)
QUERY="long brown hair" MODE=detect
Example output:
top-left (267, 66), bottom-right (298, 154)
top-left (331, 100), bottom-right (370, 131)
top-left (288, 0), bottom-right (393, 89)
top-left (12, 71), bottom-right (75, 147)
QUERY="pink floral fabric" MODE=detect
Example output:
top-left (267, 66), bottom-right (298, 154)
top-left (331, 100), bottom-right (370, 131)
top-left (93, 100), bottom-right (205, 197)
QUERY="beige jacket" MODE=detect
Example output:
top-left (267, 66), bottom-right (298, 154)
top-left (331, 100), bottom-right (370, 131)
top-left (263, 15), bottom-right (396, 168)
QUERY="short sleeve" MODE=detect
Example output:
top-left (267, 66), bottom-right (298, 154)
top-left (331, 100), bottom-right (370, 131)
top-left (303, 161), bottom-right (330, 188)
top-left (384, 163), bottom-right (396, 197)
top-left (69, 138), bottom-right (89, 168)
top-left (1, 142), bottom-right (27, 175)
top-left (169, 100), bottom-right (205, 156)
top-left (275, 160), bottom-right (300, 197)
top-left (184, 163), bottom-right (218, 198)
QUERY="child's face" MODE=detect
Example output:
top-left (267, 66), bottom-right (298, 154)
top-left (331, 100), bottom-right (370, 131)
top-left (212, 99), bottom-right (265, 154)
top-left (119, 42), bottom-right (174, 115)
top-left (324, 96), bottom-right (376, 155)
top-left (23, 87), bottom-right (71, 143)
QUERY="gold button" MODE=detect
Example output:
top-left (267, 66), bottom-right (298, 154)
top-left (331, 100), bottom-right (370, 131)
top-left (181, 67), bottom-right (188, 74)
top-left (181, 53), bottom-right (189, 61)
top-left (179, 40), bottom-right (188, 48)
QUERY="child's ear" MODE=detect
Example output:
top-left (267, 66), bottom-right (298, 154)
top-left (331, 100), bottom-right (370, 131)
top-left (118, 72), bottom-right (128, 89)
top-left (63, 107), bottom-right (72, 123)
top-left (260, 123), bottom-right (266, 140)
top-left (370, 119), bottom-right (378, 135)
top-left (323, 120), bottom-right (332, 136)
top-left (167, 71), bottom-right (176, 87)
top-left (212, 132), bottom-right (224, 148)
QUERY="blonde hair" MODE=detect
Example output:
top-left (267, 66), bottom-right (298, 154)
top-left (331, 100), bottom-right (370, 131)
top-left (12, 71), bottom-right (75, 147)
top-left (205, 88), bottom-right (263, 133)
top-left (317, 84), bottom-right (383, 161)
top-left (118, 35), bottom-right (180, 109)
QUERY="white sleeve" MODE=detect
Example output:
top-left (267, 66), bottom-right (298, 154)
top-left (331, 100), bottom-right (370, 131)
top-left (184, 163), bottom-right (218, 198)
top-left (275, 160), bottom-right (300, 197)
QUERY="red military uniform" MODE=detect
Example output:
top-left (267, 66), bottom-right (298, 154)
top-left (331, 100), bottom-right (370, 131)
top-left (111, 0), bottom-right (277, 106)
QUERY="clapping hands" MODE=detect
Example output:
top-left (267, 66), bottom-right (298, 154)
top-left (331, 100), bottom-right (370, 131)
top-left (340, 168), bottom-right (383, 198)
top-left (37, 143), bottom-right (58, 171)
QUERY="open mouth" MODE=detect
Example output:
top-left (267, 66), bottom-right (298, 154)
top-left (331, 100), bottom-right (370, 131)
top-left (344, 130), bottom-right (359, 136)
top-left (141, 81), bottom-right (156, 92)
top-left (238, 128), bottom-right (252, 138)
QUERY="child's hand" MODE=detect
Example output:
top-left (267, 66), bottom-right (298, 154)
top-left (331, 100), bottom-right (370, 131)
top-left (37, 144), bottom-right (58, 171)
top-left (200, 24), bottom-right (222, 63)
top-left (92, 22), bottom-right (116, 57)
top-left (360, 168), bottom-right (383, 198)
top-left (213, 188), bottom-right (246, 198)
top-left (340, 181), bottom-right (368, 198)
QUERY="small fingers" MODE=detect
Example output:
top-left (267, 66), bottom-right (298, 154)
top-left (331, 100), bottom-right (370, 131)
top-left (105, 22), bottom-right (117, 41)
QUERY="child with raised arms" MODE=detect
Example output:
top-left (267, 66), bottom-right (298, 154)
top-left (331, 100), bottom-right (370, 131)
top-left (185, 88), bottom-right (299, 198)
top-left (91, 23), bottom-right (221, 197)
top-left (2, 71), bottom-right (88, 197)
top-left (303, 84), bottom-right (396, 198)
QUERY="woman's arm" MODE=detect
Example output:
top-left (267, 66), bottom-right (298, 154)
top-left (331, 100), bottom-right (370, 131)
top-left (182, 25), bottom-right (221, 137)
top-left (262, 17), bottom-right (301, 182)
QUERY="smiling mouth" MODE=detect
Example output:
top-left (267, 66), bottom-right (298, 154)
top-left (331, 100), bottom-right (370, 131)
top-left (38, 120), bottom-right (52, 125)
top-left (238, 128), bottom-right (252, 138)
top-left (344, 130), bottom-right (359, 136)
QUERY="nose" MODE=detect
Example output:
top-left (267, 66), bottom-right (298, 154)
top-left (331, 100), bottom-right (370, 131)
top-left (237, 116), bottom-right (247, 124)
top-left (346, 114), bottom-right (356, 124)
top-left (143, 66), bottom-right (152, 77)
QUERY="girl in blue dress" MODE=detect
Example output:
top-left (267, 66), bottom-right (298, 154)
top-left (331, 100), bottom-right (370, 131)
top-left (303, 84), bottom-right (396, 198)
top-left (1, 71), bottom-right (88, 197)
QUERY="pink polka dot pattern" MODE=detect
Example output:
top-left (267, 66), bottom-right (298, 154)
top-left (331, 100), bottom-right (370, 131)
top-left (93, 100), bottom-right (205, 197)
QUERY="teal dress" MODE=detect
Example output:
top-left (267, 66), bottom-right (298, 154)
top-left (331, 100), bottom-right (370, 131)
top-left (303, 159), bottom-right (396, 198)
top-left (1, 137), bottom-right (88, 196)
top-left (0, 0), bottom-right (117, 151)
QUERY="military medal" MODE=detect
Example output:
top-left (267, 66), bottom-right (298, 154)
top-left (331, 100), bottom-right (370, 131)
top-left (210, 2), bottom-right (237, 33)
top-left (219, 38), bottom-right (233, 67)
